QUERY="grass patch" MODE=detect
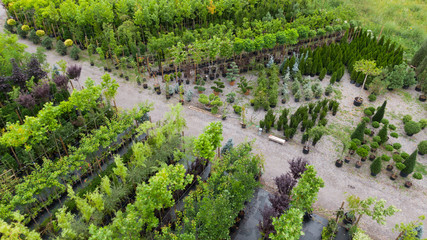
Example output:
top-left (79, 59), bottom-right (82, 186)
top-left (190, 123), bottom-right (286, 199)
top-left (333, 89), bottom-right (343, 100)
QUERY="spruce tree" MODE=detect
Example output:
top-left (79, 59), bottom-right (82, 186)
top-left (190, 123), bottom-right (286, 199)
top-left (400, 150), bottom-right (417, 177)
top-left (330, 72), bottom-right (337, 85)
top-left (370, 157), bottom-right (382, 175)
top-left (377, 124), bottom-right (388, 144)
top-left (56, 40), bottom-right (67, 56)
top-left (372, 100), bottom-right (387, 122)
top-left (351, 121), bottom-right (365, 142)
top-left (319, 68), bottom-right (326, 81)
top-left (327, 61), bottom-right (335, 75)
top-left (311, 58), bottom-right (318, 76)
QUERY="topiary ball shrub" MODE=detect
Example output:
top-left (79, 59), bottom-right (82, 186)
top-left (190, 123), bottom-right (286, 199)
top-left (372, 121), bottom-right (380, 128)
top-left (368, 94), bottom-right (377, 102)
top-left (404, 121), bottom-right (421, 136)
top-left (352, 139), bottom-right (362, 146)
top-left (390, 132), bottom-right (398, 138)
top-left (401, 152), bottom-right (409, 160)
top-left (389, 124), bottom-right (396, 130)
top-left (367, 107), bottom-right (376, 114)
top-left (36, 30), bottom-right (45, 37)
top-left (370, 142), bottom-right (379, 149)
top-left (64, 39), bottom-right (73, 47)
top-left (385, 145), bottom-right (394, 151)
top-left (362, 117), bottom-right (370, 123)
top-left (419, 119), bottom-right (427, 130)
top-left (364, 109), bottom-right (373, 117)
top-left (418, 140), bottom-right (427, 155)
top-left (402, 114), bottom-right (412, 124)
top-left (396, 162), bottom-right (406, 171)
top-left (364, 128), bottom-right (371, 135)
top-left (381, 119), bottom-right (389, 125)
top-left (381, 154), bottom-right (391, 161)
top-left (393, 143), bottom-right (402, 150)
top-left (373, 136), bottom-right (381, 143)
top-left (393, 154), bottom-right (403, 162)
top-left (413, 172), bottom-right (423, 180)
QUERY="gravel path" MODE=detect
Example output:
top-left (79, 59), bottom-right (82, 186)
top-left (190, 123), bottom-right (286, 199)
top-left (1, 7), bottom-right (426, 239)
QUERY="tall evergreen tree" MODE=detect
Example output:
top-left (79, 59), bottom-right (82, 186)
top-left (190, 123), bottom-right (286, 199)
top-left (400, 150), bottom-right (418, 177)
top-left (372, 100), bottom-right (387, 122)
top-left (351, 121), bottom-right (365, 142)
top-left (370, 157), bottom-right (382, 175)
top-left (411, 39), bottom-right (427, 67)
top-left (377, 124), bottom-right (388, 144)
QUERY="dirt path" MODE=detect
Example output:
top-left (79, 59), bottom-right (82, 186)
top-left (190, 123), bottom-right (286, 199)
top-left (1, 7), bottom-right (426, 239)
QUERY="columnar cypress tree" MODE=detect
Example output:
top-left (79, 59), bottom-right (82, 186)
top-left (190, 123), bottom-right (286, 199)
top-left (330, 72), bottom-right (337, 85)
top-left (319, 68), bottom-right (326, 81)
top-left (370, 157), bottom-right (382, 175)
top-left (350, 121), bottom-right (365, 142)
top-left (372, 100), bottom-right (387, 122)
top-left (400, 150), bottom-right (418, 177)
top-left (377, 124), bottom-right (388, 144)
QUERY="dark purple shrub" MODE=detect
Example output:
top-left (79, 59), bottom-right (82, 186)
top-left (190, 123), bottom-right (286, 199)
top-left (0, 76), bottom-right (11, 93)
top-left (288, 157), bottom-right (308, 179)
top-left (26, 57), bottom-right (47, 82)
top-left (17, 92), bottom-right (35, 109)
top-left (53, 75), bottom-right (69, 90)
top-left (32, 83), bottom-right (50, 102)
top-left (9, 59), bottom-right (27, 89)
top-left (66, 65), bottom-right (82, 80)
top-left (258, 206), bottom-right (277, 237)
top-left (275, 173), bottom-right (297, 196)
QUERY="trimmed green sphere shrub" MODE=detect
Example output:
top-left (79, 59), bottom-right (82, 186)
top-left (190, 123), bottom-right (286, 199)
top-left (364, 109), bottom-right (373, 117)
top-left (404, 121), bottom-right (421, 136)
top-left (372, 121), bottom-right (380, 128)
top-left (413, 172), bottom-right (423, 180)
top-left (373, 136), bottom-right (381, 143)
top-left (368, 107), bottom-right (376, 114)
top-left (389, 124), bottom-right (396, 130)
top-left (364, 129), bottom-right (371, 135)
top-left (418, 140), bottom-right (427, 155)
top-left (370, 142), bottom-right (379, 149)
top-left (352, 139), bottom-right (361, 146)
top-left (381, 154), bottom-right (391, 161)
top-left (419, 119), bottom-right (427, 129)
top-left (390, 132), bottom-right (398, 138)
top-left (401, 152), bottom-right (409, 159)
top-left (362, 117), bottom-right (370, 123)
top-left (393, 154), bottom-right (403, 162)
top-left (393, 143), bottom-right (402, 150)
top-left (368, 94), bottom-right (376, 102)
top-left (396, 162), bottom-right (406, 170)
top-left (381, 119), bottom-right (389, 125)
top-left (385, 145), bottom-right (394, 151)
top-left (402, 114), bottom-right (412, 124)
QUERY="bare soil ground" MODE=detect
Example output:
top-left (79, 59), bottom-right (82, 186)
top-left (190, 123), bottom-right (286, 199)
top-left (1, 7), bottom-right (426, 239)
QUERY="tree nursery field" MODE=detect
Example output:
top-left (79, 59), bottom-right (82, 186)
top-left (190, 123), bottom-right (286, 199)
top-left (0, 0), bottom-right (426, 239)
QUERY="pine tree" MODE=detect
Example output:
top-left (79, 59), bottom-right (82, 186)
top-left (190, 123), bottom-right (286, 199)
top-left (319, 68), bottom-right (326, 81)
top-left (350, 121), bottom-right (365, 142)
top-left (377, 124), bottom-right (388, 144)
top-left (327, 61), bottom-right (335, 75)
top-left (372, 100), bottom-right (387, 122)
top-left (400, 150), bottom-right (418, 177)
top-left (370, 157), bottom-right (382, 175)
top-left (330, 72), bottom-right (337, 85)
top-left (311, 59), bottom-right (317, 76)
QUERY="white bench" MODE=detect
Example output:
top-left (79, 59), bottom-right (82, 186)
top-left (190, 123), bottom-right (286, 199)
top-left (268, 135), bottom-right (286, 145)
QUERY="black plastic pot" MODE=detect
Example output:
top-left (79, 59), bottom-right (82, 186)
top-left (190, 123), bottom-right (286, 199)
top-left (143, 84), bottom-right (148, 89)
top-left (404, 181), bottom-right (412, 188)
top-left (400, 171), bottom-right (409, 177)
top-left (241, 123), bottom-right (246, 129)
top-left (390, 174), bottom-right (398, 181)
top-left (344, 156), bottom-right (351, 163)
top-left (335, 159), bottom-right (343, 167)
top-left (354, 97), bottom-right (363, 106)
top-left (386, 165), bottom-right (393, 171)
top-left (370, 172), bottom-right (377, 177)
top-left (355, 161), bottom-right (362, 168)
top-left (303, 146), bottom-right (309, 154)
top-left (419, 95), bottom-right (426, 102)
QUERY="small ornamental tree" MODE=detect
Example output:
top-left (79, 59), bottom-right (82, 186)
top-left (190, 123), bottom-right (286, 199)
top-left (394, 215), bottom-right (425, 240)
top-left (370, 157), bottom-right (382, 176)
top-left (400, 150), bottom-right (417, 177)
top-left (351, 121), bottom-right (366, 142)
top-left (270, 207), bottom-right (304, 240)
top-left (418, 141), bottom-right (427, 155)
top-left (353, 60), bottom-right (381, 96)
top-left (377, 124), bottom-right (388, 144)
top-left (372, 100), bottom-right (387, 122)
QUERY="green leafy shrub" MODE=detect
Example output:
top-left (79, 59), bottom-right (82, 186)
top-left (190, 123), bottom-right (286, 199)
top-left (368, 94), bottom-right (376, 102)
top-left (413, 173), bottom-right (423, 180)
top-left (28, 29), bottom-right (40, 44)
top-left (419, 119), bottom-right (426, 129)
top-left (372, 121), bottom-right (380, 128)
top-left (70, 45), bottom-right (81, 60)
top-left (56, 40), bottom-right (67, 56)
top-left (364, 129), bottom-right (371, 135)
top-left (401, 152), bottom-right (409, 160)
top-left (402, 114), bottom-right (412, 124)
top-left (389, 124), bottom-right (396, 130)
top-left (373, 136), bottom-right (381, 143)
top-left (396, 162), bottom-right (406, 171)
top-left (370, 142), bottom-right (379, 149)
top-left (393, 143), bottom-right (402, 150)
top-left (364, 109), bottom-right (373, 117)
top-left (352, 139), bottom-right (361, 146)
top-left (418, 140), bottom-right (427, 155)
top-left (393, 154), bottom-right (403, 162)
top-left (362, 117), bottom-right (370, 123)
top-left (404, 121), bottom-right (421, 136)
top-left (356, 147), bottom-right (369, 158)
top-left (390, 132), bottom-right (398, 138)
top-left (385, 145), bottom-right (394, 151)
top-left (42, 37), bottom-right (53, 50)
top-left (233, 105), bottom-right (242, 115)
top-left (381, 154), bottom-right (391, 161)
top-left (381, 119), bottom-right (389, 125)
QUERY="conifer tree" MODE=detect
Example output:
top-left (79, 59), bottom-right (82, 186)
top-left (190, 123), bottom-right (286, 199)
top-left (351, 121), bottom-right (365, 142)
top-left (327, 61), bottom-right (334, 75)
top-left (319, 68), bottom-right (326, 81)
top-left (370, 157), bottom-right (382, 176)
top-left (330, 72), bottom-right (337, 85)
top-left (400, 150), bottom-right (417, 177)
top-left (56, 40), bottom-right (67, 56)
top-left (372, 100), bottom-right (387, 122)
top-left (377, 124), bottom-right (388, 144)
